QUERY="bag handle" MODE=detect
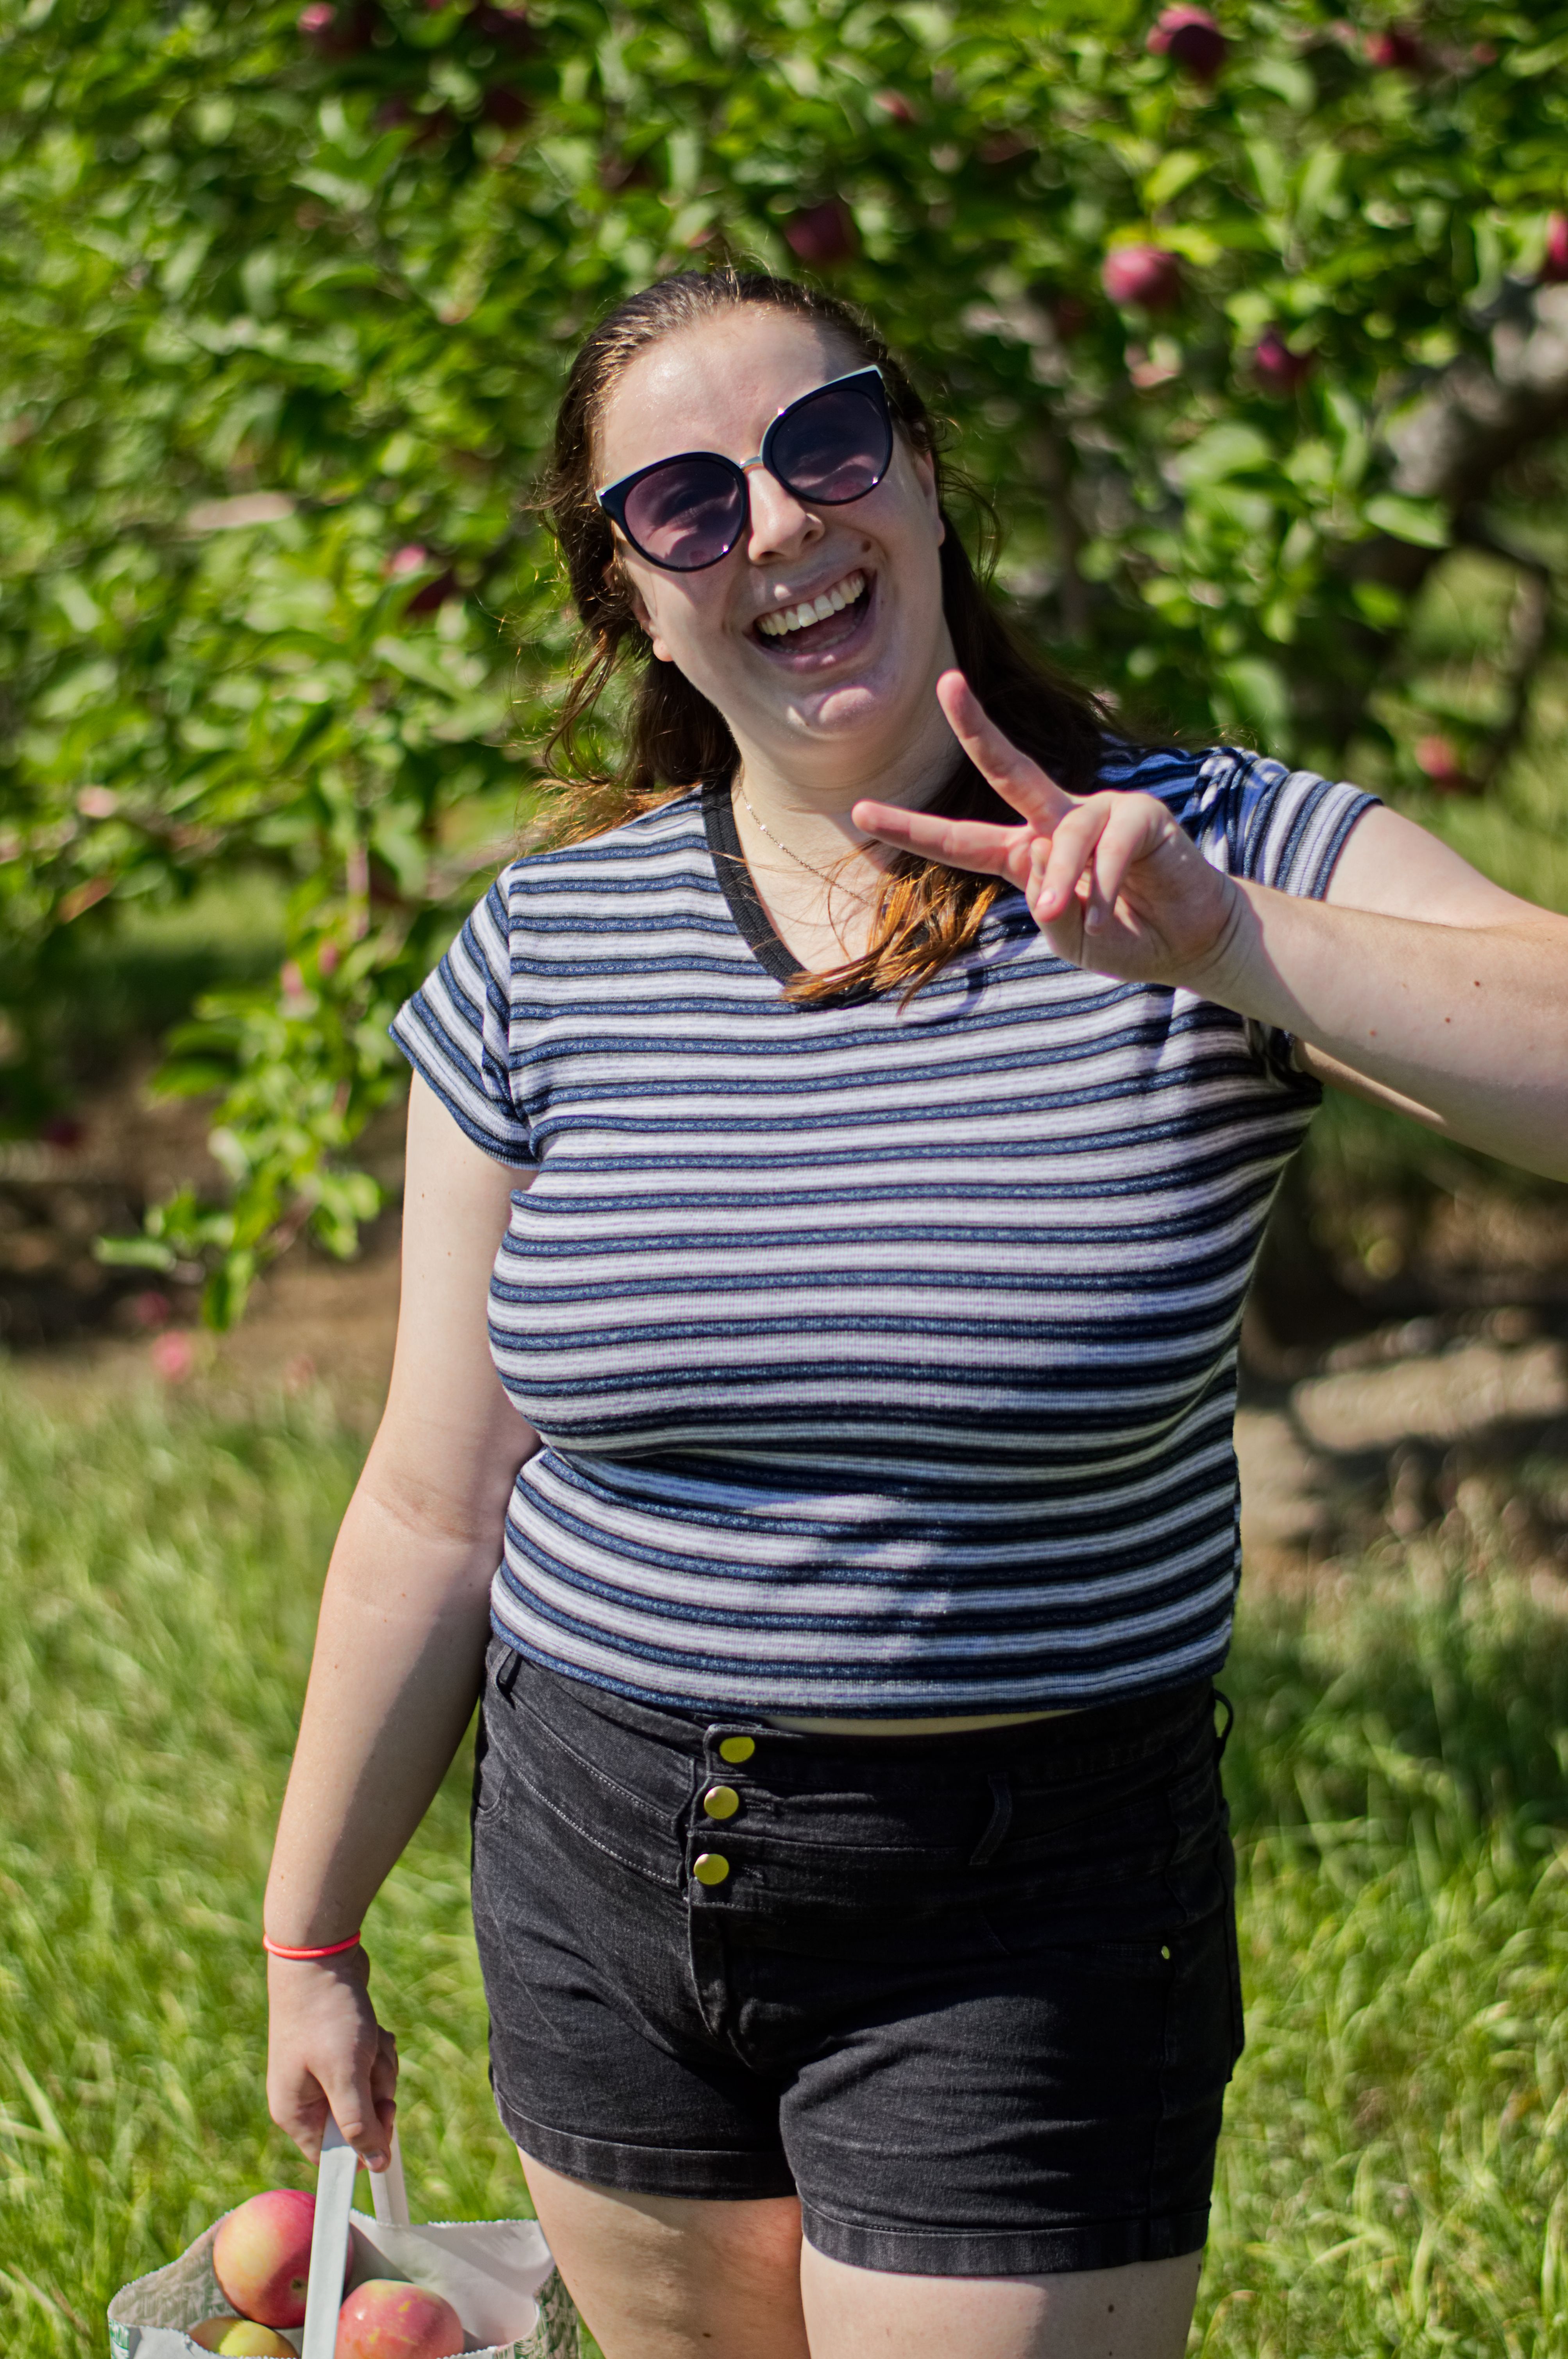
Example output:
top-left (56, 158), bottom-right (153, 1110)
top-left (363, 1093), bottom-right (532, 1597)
top-left (300, 2121), bottom-right (409, 2359)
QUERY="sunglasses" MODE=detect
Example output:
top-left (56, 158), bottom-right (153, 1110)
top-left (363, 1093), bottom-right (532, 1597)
top-left (596, 366), bottom-right (894, 573)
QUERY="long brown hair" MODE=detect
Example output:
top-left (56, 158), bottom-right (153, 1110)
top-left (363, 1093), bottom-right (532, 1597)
top-left (536, 267), bottom-right (1110, 1004)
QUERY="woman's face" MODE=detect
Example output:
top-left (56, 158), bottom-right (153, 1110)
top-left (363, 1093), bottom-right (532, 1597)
top-left (593, 309), bottom-right (954, 792)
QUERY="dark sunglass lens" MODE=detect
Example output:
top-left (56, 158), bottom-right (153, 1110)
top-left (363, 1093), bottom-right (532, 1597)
top-left (771, 380), bottom-right (891, 505)
top-left (621, 457), bottom-right (745, 568)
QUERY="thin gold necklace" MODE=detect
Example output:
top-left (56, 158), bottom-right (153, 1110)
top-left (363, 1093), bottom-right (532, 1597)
top-left (735, 784), bottom-right (877, 908)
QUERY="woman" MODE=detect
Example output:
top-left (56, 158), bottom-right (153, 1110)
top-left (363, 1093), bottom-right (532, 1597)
top-left (264, 269), bottom-right (1568, 2359)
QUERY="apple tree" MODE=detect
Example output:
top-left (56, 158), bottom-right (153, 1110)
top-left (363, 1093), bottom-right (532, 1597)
top-left (1, 0), bottom-right (1565, 1318)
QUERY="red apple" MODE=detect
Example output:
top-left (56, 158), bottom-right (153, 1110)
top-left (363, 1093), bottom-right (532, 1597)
top-left (872, 88), bottom-right (917, 123)
top-left (1413, 734), bottom-right (1469, 791)
top-left (188, 2322), bottom-right (296, 2356)
top-left (1146, 5), bottom-right (1228, 81)
top-left (1250, 329), bottom-right (1314, 392)
top-left (1364, 25), bottom-right (1425, 70)
top-left (298, 1), bottom-right (377, 52)
top-left (335, 2279), bottom-right (464, 2359)
top-left (1101, 244), bottom-right (1181, 311)
top-left (784, 199), bottom-right (857, 269)
top-left (1541, 213), bottom-right (1568, 286)
top-left (212, 2190), bottom-right (317, 2330)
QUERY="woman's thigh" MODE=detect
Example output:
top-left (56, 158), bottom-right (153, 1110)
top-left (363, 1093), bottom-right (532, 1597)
top-left (522, 2155), bottom-right (1200, 2359)
top-left (520, 2152), bottom-right (809, 2359)
top-left (801, 2244), bottom-right (1202, 2359)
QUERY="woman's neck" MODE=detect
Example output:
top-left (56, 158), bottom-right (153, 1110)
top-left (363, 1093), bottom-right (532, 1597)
top-left (729, 696), bottom-right (957, 867)
top-left (723, 688), bottom-right (961, 973)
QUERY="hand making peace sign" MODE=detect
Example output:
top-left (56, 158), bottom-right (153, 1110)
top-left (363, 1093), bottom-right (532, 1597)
top-left (852, 671), bottom-right (1242, 994)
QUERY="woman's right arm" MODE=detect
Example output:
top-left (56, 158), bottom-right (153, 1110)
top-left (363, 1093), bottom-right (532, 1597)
top-left (264, 1073), bottom-right (538, 2168)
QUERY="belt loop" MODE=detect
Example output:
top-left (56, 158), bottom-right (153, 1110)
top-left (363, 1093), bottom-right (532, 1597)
top-left (1213, 1688), bottom-right (1235, 1760)
top-left (968, 1771), bottom-right (1013, 1868)
top-left (496, 1644), bottom-right (522, 1701)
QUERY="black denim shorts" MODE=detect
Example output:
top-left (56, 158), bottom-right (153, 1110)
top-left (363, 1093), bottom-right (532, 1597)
top-left (470, 1642), bottom-right (1244, 2277)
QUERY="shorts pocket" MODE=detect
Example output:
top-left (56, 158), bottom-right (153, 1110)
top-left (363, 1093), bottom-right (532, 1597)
top-left (471, 1698), bottom-right (504, 1823)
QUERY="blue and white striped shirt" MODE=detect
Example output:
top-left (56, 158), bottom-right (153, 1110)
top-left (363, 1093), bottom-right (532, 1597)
top-left (392, 745), bottom-right (1376, 1714)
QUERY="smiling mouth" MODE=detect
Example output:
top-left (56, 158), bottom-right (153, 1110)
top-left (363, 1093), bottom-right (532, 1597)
top-left (754, 568), bottom-right (870, 654)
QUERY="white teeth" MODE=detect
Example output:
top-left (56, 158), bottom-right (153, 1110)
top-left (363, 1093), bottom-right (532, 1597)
top-left (757, 570), bottom-right (866, 638)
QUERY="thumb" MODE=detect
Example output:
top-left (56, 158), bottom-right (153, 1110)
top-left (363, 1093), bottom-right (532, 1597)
top-left (936, 670), bottom-right (1074, 826)
top-left (322, 2062), bottom-right (390, 2172)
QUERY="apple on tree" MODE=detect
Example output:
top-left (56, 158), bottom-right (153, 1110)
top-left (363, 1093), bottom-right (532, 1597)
top-left (784, 199), bottom-right (857, 269)
top-left (1250, 329), bottom-right (1314, 393)
top-left (296, 0), bottom-right (376, 54)
top-left (1541, 214), bottom-right (1568, 287)
top-left (1146, 6), bottom-right (1228, 81)
top-left (1101, 245), bottom-right (1181, 312)
top-left (1364, 25), bottom-right (1426, 70)
top-left (1414, 733), bottom-right (1471, 792)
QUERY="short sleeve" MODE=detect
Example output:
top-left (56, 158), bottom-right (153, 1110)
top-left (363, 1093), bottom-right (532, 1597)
top-left (1180, 746), bottom-right (1380, 898)
top-left (1101, 742), bottom-right (1381, 1088)
top-left (1101, 742), bottom-right (1379, 900)
top-left (390, 871), bottom-right (535, 1167)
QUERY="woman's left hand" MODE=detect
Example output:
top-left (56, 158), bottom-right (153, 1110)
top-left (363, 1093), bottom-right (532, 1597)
top-left (853, 671), bottom-right (1237, 991)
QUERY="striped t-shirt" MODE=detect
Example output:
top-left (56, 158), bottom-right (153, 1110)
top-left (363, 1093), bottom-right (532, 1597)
top-left (392, 744), bottom-right (1376, 1714)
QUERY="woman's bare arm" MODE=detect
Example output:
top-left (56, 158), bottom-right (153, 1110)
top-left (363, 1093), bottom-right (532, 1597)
top-left (856, 673), bottom-right (1568, 1183)
top-left (264, 1073), bottom-right (537, 2166)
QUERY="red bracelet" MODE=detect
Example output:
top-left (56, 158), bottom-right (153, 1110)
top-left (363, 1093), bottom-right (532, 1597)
top-left (263, 1931), bottom-right (363, 1961)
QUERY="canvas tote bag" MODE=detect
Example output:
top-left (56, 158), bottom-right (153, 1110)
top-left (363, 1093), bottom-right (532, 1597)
top-left (107, 2119), bottom-right (579, 2357)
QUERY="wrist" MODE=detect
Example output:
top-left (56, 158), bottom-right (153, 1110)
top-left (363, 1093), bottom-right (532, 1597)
top-left (263, 1929), bottom-right (363, 1961)
top-left (1181, 874), bottom-right (1260, 1008)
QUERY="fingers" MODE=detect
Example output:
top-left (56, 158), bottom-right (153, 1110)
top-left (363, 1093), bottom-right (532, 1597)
top-left (320, 2053), bottom-right (390, 2171)
top-left (268, 2056), bottom-right (388, 2170)
top-left (370, 2027), bottom-right (400, 2161)
top-left (268, 2074), bottom-right (331, 2167)
top-left (935, 671), bottom-right (1074, 826)
top-left (267, 1954), bottom-right (397, 2173)
top-left (853, 669), bottom-right (1077, 873)
top-left (1030, 794), bottom-right (1169, 934)
top-left (850, 798), bottom-right (1031, 882)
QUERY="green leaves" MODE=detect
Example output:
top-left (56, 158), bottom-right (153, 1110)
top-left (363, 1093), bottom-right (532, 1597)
top-left (1363, 493), bottom-right (1451, 550)
top-left (4, 0), bottom-right (1568, 1318)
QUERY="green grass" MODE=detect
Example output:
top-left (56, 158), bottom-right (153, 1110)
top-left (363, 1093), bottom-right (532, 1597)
top-left (3, 1378), bottom-right (1568, 2355)
top-left (0, 1375), bottom-right (529, 2355)
top-left (1210, 1541), bottom-right (1568, 2357)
